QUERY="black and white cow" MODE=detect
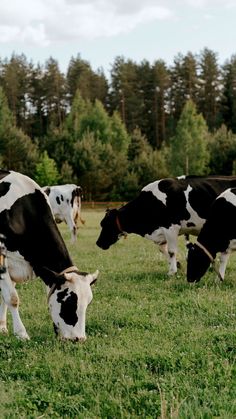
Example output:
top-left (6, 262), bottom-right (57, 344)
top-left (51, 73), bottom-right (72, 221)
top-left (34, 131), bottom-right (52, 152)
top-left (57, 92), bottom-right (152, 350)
top-left (0, 170), bottom-right (98, 341)
top-left (96, 176), bottom-right (236, 275)
top-left (187, 187), bottom-right (236, 282)
top-left (43, 184), bottom-right (84, 243)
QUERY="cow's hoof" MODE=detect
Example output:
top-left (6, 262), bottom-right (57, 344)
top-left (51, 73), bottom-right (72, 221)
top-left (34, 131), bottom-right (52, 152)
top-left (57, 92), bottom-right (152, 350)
top-left (0, 325), bottom-right (8, 334)
top-left (168, 270), bottom-right (177, 276)
top-left (15, 330), bottom-right (30, 340)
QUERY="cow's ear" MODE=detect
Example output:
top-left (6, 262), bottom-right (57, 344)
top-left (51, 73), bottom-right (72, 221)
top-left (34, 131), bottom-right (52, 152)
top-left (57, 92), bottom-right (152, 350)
top-left (44, 187), bottom-right (50, 196)
top-left (88, 270), bottom-right (99, 285)
top-left (40, 266), bottom-right (66, 287)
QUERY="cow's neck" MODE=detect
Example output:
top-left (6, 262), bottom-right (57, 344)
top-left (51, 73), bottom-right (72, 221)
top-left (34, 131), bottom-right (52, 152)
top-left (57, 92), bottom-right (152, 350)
top-left (118, 196), bottom-right (148, 236)
top-left (23, 225), bottom-right (72, 277)
top-left (197, 231), bottom-right (219, 260)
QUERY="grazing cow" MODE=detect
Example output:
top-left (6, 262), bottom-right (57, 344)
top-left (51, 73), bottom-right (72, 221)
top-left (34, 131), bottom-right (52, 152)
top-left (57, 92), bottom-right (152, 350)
top-left (187, 187), bottom-right (236, 282)
top-left (96, 176), bottom-right (236, 275)
top-left (43, 184), bottom-right (84, 243)
top-left (0, 170), bottom-right (98, 341)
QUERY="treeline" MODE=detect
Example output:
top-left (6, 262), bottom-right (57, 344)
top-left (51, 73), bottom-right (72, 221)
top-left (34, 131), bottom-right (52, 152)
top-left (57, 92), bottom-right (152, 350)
top-left (0, 48), bottom-right (236, 200)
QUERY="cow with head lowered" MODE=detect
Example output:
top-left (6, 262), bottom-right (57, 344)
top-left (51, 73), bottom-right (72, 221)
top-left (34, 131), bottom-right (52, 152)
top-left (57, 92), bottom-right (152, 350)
top-left (0, 170), bottom-right (98, 341)
top-left (43, 184), bottom-right (84, 243)
top-left (96, 176), bottom-right (236, 276)
top-left (187, 187), bottom-right (236, 282)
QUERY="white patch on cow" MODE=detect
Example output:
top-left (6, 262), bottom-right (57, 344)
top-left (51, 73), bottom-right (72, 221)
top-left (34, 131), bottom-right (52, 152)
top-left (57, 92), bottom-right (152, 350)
top-left (177, 175), bottom-right (186, 179)
top-left (0, 172), bottom-right (41, 212)
top-left (180, 185), bottom-right (206, 234)
top-left (145, 224), bottom-right (180, 275)
top-left (228, 239), bottom-right (236, 251)
top-left (142, 180), bottom-right (167, 205)
top-left (7, 251), bottom-right (34, 284)
top-left (144, 226), bottom-right (166, 244)
top-left (218, 188), bottom-right (236, 207)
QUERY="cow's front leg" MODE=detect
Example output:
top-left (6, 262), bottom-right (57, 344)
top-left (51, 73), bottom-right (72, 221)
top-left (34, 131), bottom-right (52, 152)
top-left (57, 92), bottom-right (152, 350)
top-left (0, 272), bottom-right (29, 339)
top-left (163, 226), bottom-right (180, 275)
top-left (218, 251), bottom-right (230, 280)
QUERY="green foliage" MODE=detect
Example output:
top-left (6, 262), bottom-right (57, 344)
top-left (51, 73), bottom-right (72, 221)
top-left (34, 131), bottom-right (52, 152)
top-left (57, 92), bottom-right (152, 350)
top-left (110, 110), bottom-right (130, 153)
top-left (40, 127), bottom-right (75, 171)
top-left (66, 54), bottom-right (108, 104)
top-left (125, 128), bottom-right (168, 196)
top-left (0, 127), bottom-right (38, 176)
top-left (1, 212), bottom-right (236, 418)
top-left (79, 99), bottom-right (112, 142)
top-left (60, 161), bottom-right (76, 184)
top-left (73, 131), bottom-right (128, 200)
top-left (2, 52), bottom-right (236, 197)
top-left (221, 55), bottom-right (236, 133)
top-left (0, 87), bottom-right (38, 175)
top-left (198, 48), bottom-right (222, 130)
top-left (34, 151), bottom-right (59, 186)
top-left (169, 100), bottom-right (210, 176)
top-left (66, 89), bottom-right (90, 139)
top-left (208, 125), bottom-right (236, 174)
top-left (0, 86), bottom-right (14, 135)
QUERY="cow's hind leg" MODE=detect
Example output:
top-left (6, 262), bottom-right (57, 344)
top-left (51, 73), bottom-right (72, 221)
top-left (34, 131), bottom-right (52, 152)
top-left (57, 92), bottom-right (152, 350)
top-left (0, 296), bottom-right (8, 334)
top-left (0, 272), bottom-right (29, 339)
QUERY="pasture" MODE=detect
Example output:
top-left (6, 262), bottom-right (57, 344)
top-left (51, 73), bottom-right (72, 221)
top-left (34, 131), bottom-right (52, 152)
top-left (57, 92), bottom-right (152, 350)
top-left (0, 209), bottom-right (235, 418)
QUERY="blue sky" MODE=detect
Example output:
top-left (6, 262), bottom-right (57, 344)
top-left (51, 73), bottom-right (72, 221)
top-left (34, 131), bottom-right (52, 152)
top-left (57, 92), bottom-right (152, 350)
top-left (0, 0), bottom-right (235, 76)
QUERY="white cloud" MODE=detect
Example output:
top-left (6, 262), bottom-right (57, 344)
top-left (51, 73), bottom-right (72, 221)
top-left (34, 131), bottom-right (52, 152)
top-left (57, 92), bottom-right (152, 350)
top-left (0, 0), bottom-right (173, 45)
top-left (0, 0), bottom-right (235, 47)
top-left (183, 0), bottom-right (236, 7)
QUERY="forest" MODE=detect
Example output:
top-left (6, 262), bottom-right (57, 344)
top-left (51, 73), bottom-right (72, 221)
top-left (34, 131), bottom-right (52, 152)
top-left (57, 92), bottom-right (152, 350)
top-left (0, 47), bottom-right (236, 200)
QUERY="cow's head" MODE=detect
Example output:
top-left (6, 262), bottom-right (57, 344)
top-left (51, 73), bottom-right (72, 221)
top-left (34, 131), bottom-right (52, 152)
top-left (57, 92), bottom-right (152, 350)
top-left (186, 242), bottom-right (211, 282)
top-left (96, 209), bottom-right (124, 250)
top-left (44, 268), bottom-right (99, 341)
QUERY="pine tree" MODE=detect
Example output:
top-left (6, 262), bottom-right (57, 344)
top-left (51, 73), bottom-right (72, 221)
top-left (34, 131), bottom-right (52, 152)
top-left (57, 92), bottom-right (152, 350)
top-left (208, 125), bottom-right (236, 174)
top-left (198, 48), bottom-right (222, 130)
top-left (34, 151), bottom-right (59, 186)
top-left (169, 100), bottom-right (209, 175)
top-left (221, 55), bottom-right (236, 133)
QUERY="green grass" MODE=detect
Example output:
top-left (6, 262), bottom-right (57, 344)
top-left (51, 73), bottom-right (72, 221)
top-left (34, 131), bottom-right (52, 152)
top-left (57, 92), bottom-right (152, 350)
top-left (0, 209), bottom-right (236, 418)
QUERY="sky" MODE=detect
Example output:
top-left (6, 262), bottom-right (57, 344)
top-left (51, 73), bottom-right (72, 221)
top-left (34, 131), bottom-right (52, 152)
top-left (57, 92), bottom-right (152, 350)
top-left (0, 0), bottom-right (236, 77)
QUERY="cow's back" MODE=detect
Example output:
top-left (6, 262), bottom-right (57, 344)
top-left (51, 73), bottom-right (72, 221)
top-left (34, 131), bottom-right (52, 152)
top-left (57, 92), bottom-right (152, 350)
top-left (0, 170), bottom-right (72, 275)
top-left (182, 176), bottom-right (236, 219)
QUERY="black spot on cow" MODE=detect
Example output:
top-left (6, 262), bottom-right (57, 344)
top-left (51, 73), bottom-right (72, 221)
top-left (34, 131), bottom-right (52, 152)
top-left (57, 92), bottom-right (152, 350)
top-left (53, 322), bottom-right (59, 336)
top-left (71, 187), bottom-right (82, 206)
top-left (231, 189), bottom-right (236, 196)
top-left (0, 181), bottom-right (11, 198)
top-left (60, 194), bottom-right (64, 201)
top-left (57, 289), bottom-right (78, 326)
top-left (0, 170), bottom-right (10, 181)
top-left (56, 196), bottom-right (61, 205)
top-left (187, 222), bottom-right (196, 227)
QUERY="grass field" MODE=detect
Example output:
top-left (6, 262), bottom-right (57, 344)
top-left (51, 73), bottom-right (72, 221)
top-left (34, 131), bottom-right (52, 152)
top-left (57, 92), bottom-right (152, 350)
top-left (0, 209), bottom-right (236, 418)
